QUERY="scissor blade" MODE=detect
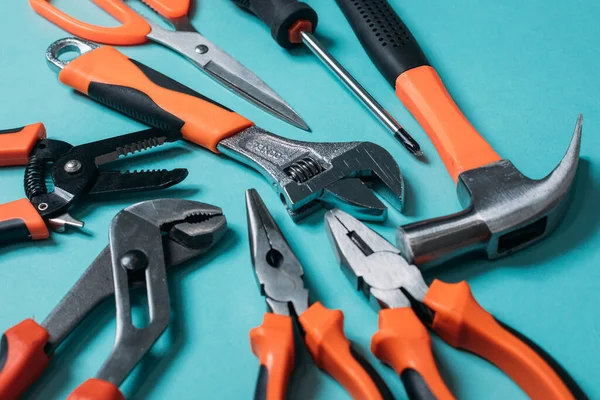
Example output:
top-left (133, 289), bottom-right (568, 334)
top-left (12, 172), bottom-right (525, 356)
top-left (146, 26), bottom-right (309, 130)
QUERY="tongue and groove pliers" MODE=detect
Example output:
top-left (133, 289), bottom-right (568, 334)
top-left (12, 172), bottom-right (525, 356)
top-left (0, 123), bottom-right (187, 246)
top-left (0, 198), bottom-right (227, 400)
top-left (324, 209), bottom-right (586, 400)
top-left (245, 189), bottom-right (393, 400)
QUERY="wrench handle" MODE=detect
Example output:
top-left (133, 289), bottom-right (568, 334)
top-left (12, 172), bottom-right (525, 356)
top-left (335, 0), bottom-right (501, 181)
top-left (58, 45), bottom-right (254, 153)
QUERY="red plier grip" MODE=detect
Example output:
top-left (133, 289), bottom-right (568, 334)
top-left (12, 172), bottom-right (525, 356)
top-left (29, 0), bottom-right (150, 45)
top-left (0, 123), bottom-right (46, 167)
top-left (58, 45), bottom-right (254, 153)
top-left (425, 280), bottom-right (580, 400)
top-left (68, 378), bottom-right (124, 400)
top-left (0, 319), bottom-right (51, 400)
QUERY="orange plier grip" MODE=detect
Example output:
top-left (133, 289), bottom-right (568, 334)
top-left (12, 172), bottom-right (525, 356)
top-left (0, 319), bottom-right (51, 400)
top-left (0, 199), bottom-right (49, 244)
top-left (57, 45), bottom-right (254, 153)
top-left (68, 379), bottom-right (124, 400)
top-left (424, 280), bottom-right (584, 400)
top-left (0, 123), bottom-right (46, 167)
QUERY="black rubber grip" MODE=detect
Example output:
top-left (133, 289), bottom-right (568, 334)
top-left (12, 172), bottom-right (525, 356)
top-left (0, 335), bottom-right (8, 371)
top-left (334, 0), bottom-right (429, 85)
top-left (232, 0), bottom-right (318, 49)
top-left (349, 345), bottom-right (395, 400)
top-left (0, 127), bottom-right (24, 135)
top-left (253, 365), bottom-right (268, 400)
top-left (0, 219), bottom-right (32, 245)
top-left (496, 318), bottom-right (589, 400)
top-left (401, 369), bottom-right (437, 400)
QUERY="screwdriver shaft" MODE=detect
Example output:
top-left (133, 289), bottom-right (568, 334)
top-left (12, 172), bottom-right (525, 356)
top-left (300, 31), bottom-right (422, 157)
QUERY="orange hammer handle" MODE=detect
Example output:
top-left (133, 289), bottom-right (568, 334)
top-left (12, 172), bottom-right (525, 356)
top-left (250, 313), bottom-right (295, 400)
top-left (58, 45), bottom-right (254, 153)
top-left (395, 66), bottom-right (501, 181)
top-left (0, 319), bottom-right (51, 400)
top-left (299, 302), bottom-right (389, 400)
top-left (425, 280), bottom-right (584, 400)
top-left (68, 379), bottom-right (124, 400)
top-left (371, 307), bottom-right (454, 400)
top-left (0, 123), bottom-right (46, 167)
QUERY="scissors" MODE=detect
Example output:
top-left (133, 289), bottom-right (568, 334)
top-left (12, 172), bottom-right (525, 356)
top-left (29, 0), bottom-right (309, 130)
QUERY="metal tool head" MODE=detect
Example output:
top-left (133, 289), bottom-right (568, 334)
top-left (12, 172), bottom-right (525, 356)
top-left (221, 127), bottom-right (404, 222)
top-left (27, 128), bottom-right (188, 232)
top-left (397, 115), bottom-right (583, 268)
top-left (324, 209), bottom-right (428, 310)
top-left (246, 189), bottom-right (309, 317)
top-left (41, 199), bottom-right (226, 355)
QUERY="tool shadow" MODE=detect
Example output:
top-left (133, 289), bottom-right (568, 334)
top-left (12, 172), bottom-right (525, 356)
top-left (426, 159), bottom-right (597, 282)
top-left (22, 230), bottom-right (238, 400)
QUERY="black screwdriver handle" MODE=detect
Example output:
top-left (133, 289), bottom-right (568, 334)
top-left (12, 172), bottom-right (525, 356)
top-left (334, 0), bottom-right (429, 86)
top-left (231, 0), bottom-right (318, 48)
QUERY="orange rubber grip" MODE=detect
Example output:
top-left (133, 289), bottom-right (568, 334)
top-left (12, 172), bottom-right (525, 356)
top-left (300, 302), bottom-right (386, 400)
top-left (68, 379), bottom-right (124, 400)
top-left (0, 199), bottom-right (48, 243)
top-left (0, 319), bottom-right (50, 400)
top-left (425, 280), bottom-right (578, 400)
top-left (0, 123), bottom-right (46, 167)
top-left (371, 307), bottom-right (454, 400)
top-left (29, 0), bottom-right (150, 45)
top-left (59, 46), bottom-right (254, 152)
top-left (395, 66), bottom-right (501, 182)
top-left (141, 0), bottom-right (190, 19)
top-left (250, 313), bottom-right (295, 400)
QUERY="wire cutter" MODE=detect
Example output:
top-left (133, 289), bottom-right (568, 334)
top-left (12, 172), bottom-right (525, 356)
top-left (245, 189), bottom-right (393, 400)
top-left (30, 0), bottom-right (307, 130)
top-left (324, 209), bottom-right (586, 400)
top-left (0, 198), bottom-right (227, 400)
top-left (0, 123), bottom-right (187, 246)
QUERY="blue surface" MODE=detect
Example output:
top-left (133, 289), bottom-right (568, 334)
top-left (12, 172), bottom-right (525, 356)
top-left (1, 0), bottom-right (598, 399)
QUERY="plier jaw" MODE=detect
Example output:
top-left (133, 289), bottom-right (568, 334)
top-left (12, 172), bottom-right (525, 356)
top-left (324, 209), bottom-right (428, 310)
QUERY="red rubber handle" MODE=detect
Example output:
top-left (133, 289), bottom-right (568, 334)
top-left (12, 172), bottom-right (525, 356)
top-left (68, 379), bottom-right (124, 400)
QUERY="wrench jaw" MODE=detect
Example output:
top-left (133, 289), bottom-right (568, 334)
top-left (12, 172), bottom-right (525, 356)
top-left (397, 115), bottom-right (583, 268)
top-left (218, 126), bottom-right (404, 221)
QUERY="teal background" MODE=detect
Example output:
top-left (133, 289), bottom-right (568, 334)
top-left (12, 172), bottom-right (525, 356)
top-left (1, 0), bottom-right (598, 399)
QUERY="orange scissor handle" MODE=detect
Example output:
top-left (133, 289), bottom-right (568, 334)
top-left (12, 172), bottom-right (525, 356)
top-left (425, 280), bottom-right (582, 400)
top-left (250, 313), bottom-right (295, 400)
top-left (29, 0), bottom-right (150, 45)
top-left (396, 66), bottom-right (501, 182)
top-left (141, 0), bottom-right (190, 19)
top-left (0, 123), bottom-right (46, 167)
top-left (68, 379), bottom-right (124, 400)
top-left (300, 302), bottom-right (387, 400)
top-left (371, 307), bottom-right (454, 400)
top-left (59, 45), bottom-right (254, 152)
top-left (0, 319), bottom-right (51, 400)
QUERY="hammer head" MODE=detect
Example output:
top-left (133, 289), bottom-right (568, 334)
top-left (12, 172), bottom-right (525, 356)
top-left (397, 115), bottom-right (582, 268)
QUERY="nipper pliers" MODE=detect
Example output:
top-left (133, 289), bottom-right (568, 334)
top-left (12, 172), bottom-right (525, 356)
top-left (245, 189), bottom-right (393, 400)
top-left (325, 209), bottom-right (586, 400)
top-left (0, 198), bottom-right (227, 400)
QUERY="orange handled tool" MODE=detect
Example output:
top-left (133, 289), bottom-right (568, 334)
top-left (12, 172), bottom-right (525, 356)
top-left (0, 123), bottom-right (46, 167)
top-left (334, 0), bottom-right (503, 181)
top-left (325, 209), bottom-right (587, 400)
top-left (246, 189), bottom-right (393, 399)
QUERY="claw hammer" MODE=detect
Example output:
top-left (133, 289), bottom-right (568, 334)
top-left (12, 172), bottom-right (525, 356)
top-left (335, 0), bottom-right (582, 268)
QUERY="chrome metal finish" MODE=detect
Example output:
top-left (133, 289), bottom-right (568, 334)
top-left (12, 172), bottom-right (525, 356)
top-left (141, 12), bottom-right (308, 130)
top-left (246, 189), bottom-right (309, 316)
top-left (64, 159), bottom-right (82, 173)
top-left (219, 126), bottom-right (404, 221)
top-left (301, 32), bottom-right (421, 156)
top-left (325, 209), bottom-right (428, 310)
top-left (46, 37), bottom-right (98, 72)
top-left (48, 213), bottom-right (85, 232)
top-left (397, 115), bottom-right (583, 268)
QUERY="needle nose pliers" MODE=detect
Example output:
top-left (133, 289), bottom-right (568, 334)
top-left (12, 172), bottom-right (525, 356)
top-left (0, 198), bottom-right (227, 400)
top-left (245, 189), bottom-right (393, 400)
top-left (0, 123), bottom-right (188, 245)
top-left (324, 209), bottom-right (586, 400)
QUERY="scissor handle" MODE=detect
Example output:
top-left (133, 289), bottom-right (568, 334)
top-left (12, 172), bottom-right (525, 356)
top-left (141, 0), bottom-right (190, 19)
top-left (29, 0), bottom-right (150, 45)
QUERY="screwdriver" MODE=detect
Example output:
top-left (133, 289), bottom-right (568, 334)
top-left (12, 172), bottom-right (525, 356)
top-left (231, 0), bottom-right (424, 158)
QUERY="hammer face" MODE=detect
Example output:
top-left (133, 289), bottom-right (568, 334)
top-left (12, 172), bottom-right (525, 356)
top-left (397, 116), bottom-right (582, 268)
